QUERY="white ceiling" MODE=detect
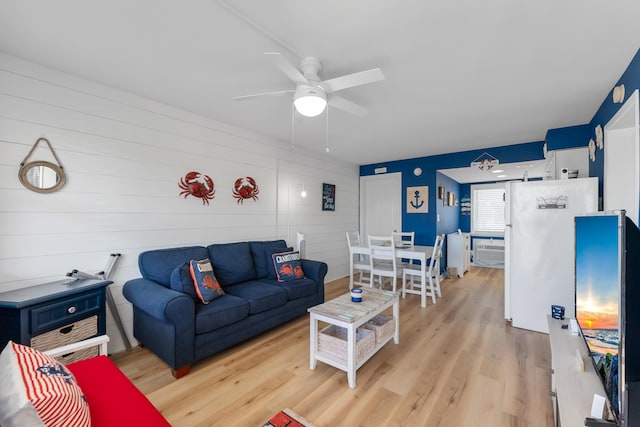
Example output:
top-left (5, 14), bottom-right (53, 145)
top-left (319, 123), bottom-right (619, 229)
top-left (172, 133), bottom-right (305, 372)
top-left (0, 1), bottom-right (639, 165)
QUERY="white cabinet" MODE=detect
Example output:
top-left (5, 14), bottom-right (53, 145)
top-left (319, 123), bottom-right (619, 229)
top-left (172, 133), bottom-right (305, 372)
top-left (544, 147), bottom-right (589, 180)
top-left (447, 232), bottom-right (470, 278)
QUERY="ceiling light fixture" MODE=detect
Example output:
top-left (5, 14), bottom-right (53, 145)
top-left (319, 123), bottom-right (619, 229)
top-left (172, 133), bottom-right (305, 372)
top-left (491, 169), bottom-right (504, 174)
top-left (293, 85), bottom-right (327, 117)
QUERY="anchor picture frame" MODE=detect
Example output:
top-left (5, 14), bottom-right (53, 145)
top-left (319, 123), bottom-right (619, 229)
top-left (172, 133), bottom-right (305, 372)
top-left (406, 186), bottom-right (428, 213)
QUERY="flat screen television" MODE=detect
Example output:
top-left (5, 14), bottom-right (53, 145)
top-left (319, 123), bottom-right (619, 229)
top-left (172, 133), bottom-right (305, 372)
top-left (575, 211), bottom-right (640, 426)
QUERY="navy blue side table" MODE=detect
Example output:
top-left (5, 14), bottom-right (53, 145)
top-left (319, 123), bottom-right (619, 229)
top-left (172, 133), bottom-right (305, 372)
top-left (0, 279), bottom-right (111, 350)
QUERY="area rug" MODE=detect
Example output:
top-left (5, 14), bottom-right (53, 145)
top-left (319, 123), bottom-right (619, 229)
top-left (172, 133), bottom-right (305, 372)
top-left (262, 408), bottom-right (317, 427)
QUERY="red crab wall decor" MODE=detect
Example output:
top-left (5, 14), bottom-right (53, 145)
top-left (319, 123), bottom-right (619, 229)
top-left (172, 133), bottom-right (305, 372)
top-left (232, 176), bottom-right (259, 204)
top-left (178, 171), bottom-right (215, 205)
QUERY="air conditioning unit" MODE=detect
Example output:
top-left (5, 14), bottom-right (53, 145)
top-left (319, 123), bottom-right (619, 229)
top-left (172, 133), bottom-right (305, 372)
top-left (474, 239), bottom-right (505, 267)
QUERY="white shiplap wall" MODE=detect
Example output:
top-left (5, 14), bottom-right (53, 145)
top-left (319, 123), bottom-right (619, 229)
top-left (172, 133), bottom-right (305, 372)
top-left (0, 53), bottom-right (359, 353)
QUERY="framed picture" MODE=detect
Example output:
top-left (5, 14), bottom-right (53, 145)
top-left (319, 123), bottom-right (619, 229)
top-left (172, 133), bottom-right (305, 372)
top-left (438, 186), bottom-right (445, 200)
top-left (406, 186), bottom-right (428, 213)
top-left (447, 191), bottom-right (455, 207)
top-left (322, 183), bottom-right (335, 211)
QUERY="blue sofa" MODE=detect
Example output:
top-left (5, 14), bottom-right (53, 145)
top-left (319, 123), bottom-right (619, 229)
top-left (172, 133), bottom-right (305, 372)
top-left (123, 240), bottom-right (327, 378)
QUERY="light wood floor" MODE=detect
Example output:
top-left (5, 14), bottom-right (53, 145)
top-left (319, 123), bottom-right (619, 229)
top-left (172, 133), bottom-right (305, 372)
top-left (111, 268), bottom-right (554, 426)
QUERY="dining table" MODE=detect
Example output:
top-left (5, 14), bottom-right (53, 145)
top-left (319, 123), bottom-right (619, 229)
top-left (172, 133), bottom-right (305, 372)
top-left (348, 243), bottom-right (434, 306)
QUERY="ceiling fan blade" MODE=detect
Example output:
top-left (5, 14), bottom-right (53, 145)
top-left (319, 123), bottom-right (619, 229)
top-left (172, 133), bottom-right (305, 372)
top-left (320, 68), bottom-right (385, 93)
top-left (233, 89), bottom-right (294, 101)
top-left (328, 94), bottom-right (368, 117)
top-left (265, 52), bottom-right (308, 86)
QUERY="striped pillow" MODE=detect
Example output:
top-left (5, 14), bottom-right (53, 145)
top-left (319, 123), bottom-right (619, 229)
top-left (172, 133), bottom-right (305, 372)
top-left (0, 341), bottom-right (90, 427)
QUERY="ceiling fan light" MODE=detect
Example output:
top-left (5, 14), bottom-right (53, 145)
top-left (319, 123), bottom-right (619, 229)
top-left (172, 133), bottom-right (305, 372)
top-left (294, 86), bottom-right (327, 117)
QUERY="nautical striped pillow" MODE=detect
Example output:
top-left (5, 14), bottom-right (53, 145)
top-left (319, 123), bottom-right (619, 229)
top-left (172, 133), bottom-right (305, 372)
top-left (0, 341), bottom-right (90, 427)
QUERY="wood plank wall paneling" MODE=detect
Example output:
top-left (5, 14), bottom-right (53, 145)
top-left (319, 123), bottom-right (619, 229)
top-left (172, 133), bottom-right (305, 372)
top-left (0, 53), bottom-right (359, 353)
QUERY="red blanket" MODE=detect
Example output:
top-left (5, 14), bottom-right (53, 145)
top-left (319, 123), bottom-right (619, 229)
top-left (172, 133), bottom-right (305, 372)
top-left (67, 355), bottom-right (170, 427)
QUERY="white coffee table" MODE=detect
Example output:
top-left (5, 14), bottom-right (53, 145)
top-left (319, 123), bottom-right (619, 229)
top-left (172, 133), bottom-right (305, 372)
top-left (308, 287), bottom-right (399, 388)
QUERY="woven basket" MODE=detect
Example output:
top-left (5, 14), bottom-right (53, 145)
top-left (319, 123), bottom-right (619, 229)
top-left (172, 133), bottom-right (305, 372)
top-left (31, 315), bottom-right (99, 364)
top-left (318, 324), bottom-right (375, 363)
top-left (362, 314), bottom-right (394, 344)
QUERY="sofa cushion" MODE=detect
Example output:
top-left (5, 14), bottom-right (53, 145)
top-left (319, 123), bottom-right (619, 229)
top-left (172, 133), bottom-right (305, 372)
top-left (207, 242), bottom-right (256, 286)
top-left (264, 278), bottom-right (318, 301)
top-left (271, 250), bottom-right (306, 282)
top-left (194, 294), bottom-right (250, 334)
top-left (189, 259), bottom-right (225, 304)
top-left (0, 341), bottom-right (90, 427)
top-left (169, 262), bottom-right (198, 301)
top-left (139, 246), bottom-right (208, 287)
top-left (223, 281), bottom-right (288, 314)
top-left (249, 240), bottom-right (288, 279)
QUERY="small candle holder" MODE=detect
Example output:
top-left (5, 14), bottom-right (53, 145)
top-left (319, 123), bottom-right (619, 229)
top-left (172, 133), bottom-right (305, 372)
top-left (351, 288), bottom-right (363, 303)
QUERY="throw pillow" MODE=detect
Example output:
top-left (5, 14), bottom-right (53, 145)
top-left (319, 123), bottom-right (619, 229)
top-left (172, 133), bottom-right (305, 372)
top-left (170, 262), bottom-right (198, 301)
top-left (271, 250), bottom-right (306, 282)
top-left (189, 258), bottom-right (225, 304)
top-left (0, 341), bottom-right (90, 427)
top-left (266, 246), bottom-right (294, 279)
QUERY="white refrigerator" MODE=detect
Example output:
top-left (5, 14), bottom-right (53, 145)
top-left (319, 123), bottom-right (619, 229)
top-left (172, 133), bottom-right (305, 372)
top-left (504, 177), bottom-right (598, 333)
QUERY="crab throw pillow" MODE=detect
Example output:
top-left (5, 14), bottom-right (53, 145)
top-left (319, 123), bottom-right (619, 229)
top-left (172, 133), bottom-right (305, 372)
top-left (271, 250), bottom-right (306, 282)
top-left (189, 258), bottom-right (225, 304)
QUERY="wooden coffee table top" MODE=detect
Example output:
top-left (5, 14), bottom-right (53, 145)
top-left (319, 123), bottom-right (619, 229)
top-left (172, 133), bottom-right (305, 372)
top-left (308, 287), bottom-right (397, 323)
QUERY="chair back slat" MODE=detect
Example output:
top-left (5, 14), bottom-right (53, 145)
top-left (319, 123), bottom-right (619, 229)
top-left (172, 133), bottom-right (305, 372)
top-left (368, 235), bottom-right (397, 263)
top-left (346, 231), bottom-right (361, 247)
top-left (428, 234), bottom-right (445, 274)
top-left (392, 231), bottom-right (415, 248)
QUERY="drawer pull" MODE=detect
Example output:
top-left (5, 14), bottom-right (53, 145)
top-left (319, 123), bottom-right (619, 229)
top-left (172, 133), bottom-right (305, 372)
top-left (60, 325), bottom-right (74, 334)
top-left (67, 306), bottom-right (77, 314)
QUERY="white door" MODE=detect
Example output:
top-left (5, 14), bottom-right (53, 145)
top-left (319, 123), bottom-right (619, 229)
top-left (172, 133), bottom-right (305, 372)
top-left (360, 173), bottom-right (402, 240)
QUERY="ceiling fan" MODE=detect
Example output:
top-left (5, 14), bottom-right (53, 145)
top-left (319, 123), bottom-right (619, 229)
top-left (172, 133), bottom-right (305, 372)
top-left (233, 53), bottom-right (385, 118)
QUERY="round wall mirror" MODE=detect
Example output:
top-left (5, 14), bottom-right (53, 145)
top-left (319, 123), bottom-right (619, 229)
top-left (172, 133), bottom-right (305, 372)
top-left (19, 160), bottom-right (66, 193)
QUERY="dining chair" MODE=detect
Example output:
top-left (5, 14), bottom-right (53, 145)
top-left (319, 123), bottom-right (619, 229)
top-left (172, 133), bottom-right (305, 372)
top-left (368, 234), bottom-right (402, 292)
top-left (432, 234), bottom-right (445, 298)
top-left (392, 231), bottom-right (415, 248)
top-left (346, 231), bottom-right (371, 287)
top-left (402, 234), bottom-right (444, 306)
top-left (393, 231), bottom-right (415, 269)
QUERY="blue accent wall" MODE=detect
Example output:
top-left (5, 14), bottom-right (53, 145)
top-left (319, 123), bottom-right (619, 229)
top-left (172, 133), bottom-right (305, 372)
top-left (436, 172), bottom-right (460, 237)
top-left (589, 48), bottom-right (640, 199)
top-left (545, 124), bottom-right (590, 150)
top-left (459, 183), bottom-right (472, 232)
top-left (435, 172), bottom-right (460, 269)
top-left (360, 141), bottom-right (544, 246)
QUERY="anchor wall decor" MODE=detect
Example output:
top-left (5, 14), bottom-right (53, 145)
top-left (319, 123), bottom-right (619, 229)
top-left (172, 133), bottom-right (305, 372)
top-left (406, 186), bottom-right (428, 213)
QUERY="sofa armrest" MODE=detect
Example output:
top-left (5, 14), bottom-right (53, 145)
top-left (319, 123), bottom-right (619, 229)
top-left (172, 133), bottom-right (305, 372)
top-left (301, 259), bottom-right (328, 283)
top-left (123, 278), bottom-right (195, 323)
top-left (123, 278), bottom-right (196, 370)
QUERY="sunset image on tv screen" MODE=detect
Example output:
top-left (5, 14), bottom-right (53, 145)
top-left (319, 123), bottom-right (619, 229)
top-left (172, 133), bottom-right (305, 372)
top-left (575, 215), bottom-right (620, 356)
